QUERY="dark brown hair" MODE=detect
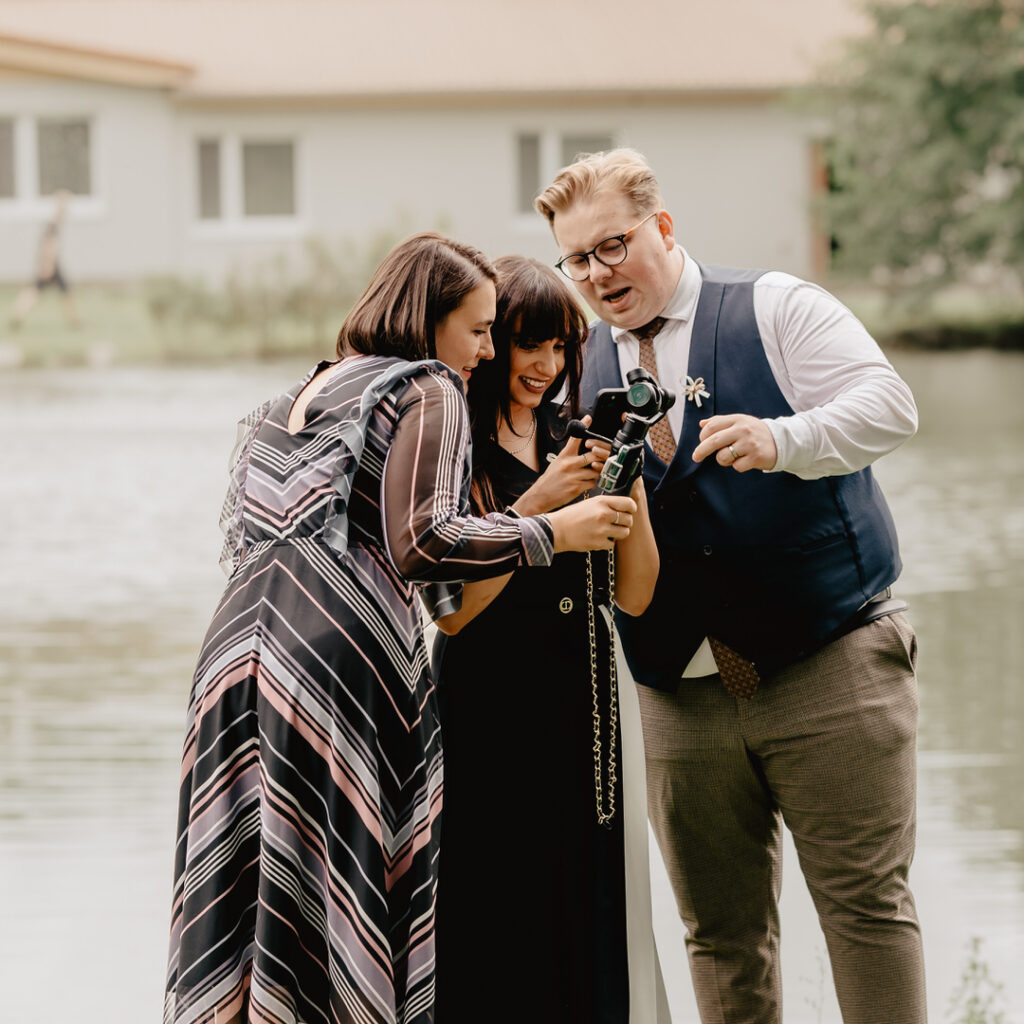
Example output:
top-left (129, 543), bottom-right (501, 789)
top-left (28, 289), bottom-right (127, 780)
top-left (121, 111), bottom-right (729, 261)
top-left (467, 255), bottom-right (589, 513)
top-left (337, 232), bottom-right (497, 360)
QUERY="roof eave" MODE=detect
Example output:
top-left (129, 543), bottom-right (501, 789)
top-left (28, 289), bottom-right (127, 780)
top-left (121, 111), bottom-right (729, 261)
top-left (0, 31), bottom-right (193, 88)
top-left (172, 84), bottom-right (789, 110)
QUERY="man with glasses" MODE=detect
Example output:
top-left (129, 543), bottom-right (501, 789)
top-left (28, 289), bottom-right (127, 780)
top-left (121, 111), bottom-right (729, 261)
top-left (535, 148), bottom-right (925, 1023)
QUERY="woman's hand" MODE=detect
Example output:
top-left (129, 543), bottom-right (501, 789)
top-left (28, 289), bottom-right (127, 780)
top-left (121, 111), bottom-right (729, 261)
top-left (513, 416), bottom-right (611, 516)
top-left (548, 494), bottom-right (637, 553)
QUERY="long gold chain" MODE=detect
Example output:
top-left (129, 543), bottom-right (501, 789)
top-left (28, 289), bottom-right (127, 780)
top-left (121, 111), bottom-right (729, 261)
top-left (586, 549), bottom-right (619, 827)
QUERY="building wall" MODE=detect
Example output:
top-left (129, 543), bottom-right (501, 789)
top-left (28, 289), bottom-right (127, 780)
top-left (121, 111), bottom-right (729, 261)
top-left (0, 75), bottom-right (177, 281)
top-left (175, 98), bottom-right (819, 283)
top-left (2, 83), bottom-right (820, 285)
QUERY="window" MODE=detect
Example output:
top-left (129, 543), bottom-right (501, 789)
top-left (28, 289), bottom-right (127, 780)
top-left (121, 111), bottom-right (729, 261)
top-left (242, 141), bottom-right (294, 217)
top-left (517, 133), bottom-right (541, 214)
top-left (515, 130), bottom-right (615, 216)
top-left (0, 119), bottom-right (14, 199)
top-left (197, 139), bottom-right (221, 220)
top-left (37, 118), bottom-right (91, 195)
top-left (194, 136), bottom-right (297, 222)
top-left (0, 114), bottom-right (100, 217)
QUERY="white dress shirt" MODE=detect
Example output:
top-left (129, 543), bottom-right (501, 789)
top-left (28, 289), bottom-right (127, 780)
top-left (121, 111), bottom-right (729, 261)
top-left (611, 250), bottom-right (918, 674)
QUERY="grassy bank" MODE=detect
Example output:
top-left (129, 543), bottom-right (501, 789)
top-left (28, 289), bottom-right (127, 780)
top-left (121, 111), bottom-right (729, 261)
top-left (0, 282), bottom-right (337, 369)
top-left (835, 283), bottom-right (1024, 352)
top-left (1, 279), bottom-right (1022, 370)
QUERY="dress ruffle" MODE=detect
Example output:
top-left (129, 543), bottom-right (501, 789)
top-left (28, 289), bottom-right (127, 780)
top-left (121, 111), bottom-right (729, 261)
top-left (321, 358), bottom-right (466, 560)
top-left (218, 396), bottom-right (276, 576)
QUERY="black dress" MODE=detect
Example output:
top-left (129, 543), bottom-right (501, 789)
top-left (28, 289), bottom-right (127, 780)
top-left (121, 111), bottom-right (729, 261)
top-left (431, 404), bottom-right (629, 1024)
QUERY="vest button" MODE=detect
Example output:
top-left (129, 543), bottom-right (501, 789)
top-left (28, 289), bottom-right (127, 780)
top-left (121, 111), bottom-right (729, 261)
top-left (703, 544), bottom-right (713, 555)
top-left (559, 597), bottom-right (573, 613)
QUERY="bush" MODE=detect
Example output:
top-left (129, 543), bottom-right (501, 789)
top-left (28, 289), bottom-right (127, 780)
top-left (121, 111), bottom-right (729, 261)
top-left (142, 228), bottom-right (404, 361)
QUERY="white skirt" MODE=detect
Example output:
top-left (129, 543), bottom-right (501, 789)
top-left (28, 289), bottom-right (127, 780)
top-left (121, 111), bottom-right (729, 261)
top-left (609, 613), bottom-right (673, 1024)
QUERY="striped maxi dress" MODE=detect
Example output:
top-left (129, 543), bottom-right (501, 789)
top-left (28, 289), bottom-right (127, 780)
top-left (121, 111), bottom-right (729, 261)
top-left (164, 355), bottom-right (553, 1024)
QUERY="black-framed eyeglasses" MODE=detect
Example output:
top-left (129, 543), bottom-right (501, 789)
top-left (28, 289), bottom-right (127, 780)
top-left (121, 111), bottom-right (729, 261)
top-left (554, 212), bottom-right (658, 282)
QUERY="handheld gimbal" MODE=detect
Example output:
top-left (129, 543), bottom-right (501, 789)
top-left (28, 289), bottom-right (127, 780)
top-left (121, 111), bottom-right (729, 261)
top-left (568, 368), bottom-right (676, 496)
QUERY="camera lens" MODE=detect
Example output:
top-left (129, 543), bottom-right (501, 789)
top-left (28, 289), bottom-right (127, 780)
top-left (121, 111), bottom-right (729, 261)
top-left (628, 382), bottom-right (653, 408)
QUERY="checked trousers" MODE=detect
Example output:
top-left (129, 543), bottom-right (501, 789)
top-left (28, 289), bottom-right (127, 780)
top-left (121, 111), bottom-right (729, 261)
top-left (637, 614), bottom-right (926, 1024)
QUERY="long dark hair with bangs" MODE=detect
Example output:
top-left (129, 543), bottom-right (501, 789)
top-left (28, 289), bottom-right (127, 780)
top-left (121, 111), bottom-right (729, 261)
top-left (467, 255), bottom-right (589, 513)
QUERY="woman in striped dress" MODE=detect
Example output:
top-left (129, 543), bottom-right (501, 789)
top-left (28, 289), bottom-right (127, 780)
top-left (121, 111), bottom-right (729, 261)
top-left (163, 234), bottom-right (637, 1024)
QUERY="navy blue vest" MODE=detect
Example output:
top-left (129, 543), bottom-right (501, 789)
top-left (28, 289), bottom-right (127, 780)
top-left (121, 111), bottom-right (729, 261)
top-left (582, 265), bottom-right (902, 689)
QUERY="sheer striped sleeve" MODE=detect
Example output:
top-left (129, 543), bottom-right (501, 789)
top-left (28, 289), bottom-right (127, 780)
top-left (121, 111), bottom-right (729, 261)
top-left (383, 368), bottom-right (553, 585)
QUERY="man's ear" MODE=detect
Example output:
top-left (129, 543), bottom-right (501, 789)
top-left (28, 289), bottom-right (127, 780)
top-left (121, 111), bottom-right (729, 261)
top-left (657, 210), bottom-right (676, 251)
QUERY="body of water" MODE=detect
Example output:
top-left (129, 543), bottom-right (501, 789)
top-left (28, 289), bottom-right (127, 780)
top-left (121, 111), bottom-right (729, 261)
top-left (1, 350), bottom-right (1022, 1022)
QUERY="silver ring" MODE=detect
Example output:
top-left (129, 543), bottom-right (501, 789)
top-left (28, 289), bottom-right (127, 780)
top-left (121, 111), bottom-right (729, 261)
top-left (728, 444), bottom-right (740, 461)
top-left (613, 511), bottom-right (620, 526)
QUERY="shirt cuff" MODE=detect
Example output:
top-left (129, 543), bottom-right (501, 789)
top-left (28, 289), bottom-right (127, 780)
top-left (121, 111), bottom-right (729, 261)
top-left (418, 581), bottom-right (462, 621)
top-left (763, 415), bottom-right (815, 476)
top-left (519, 513), bottom-right (554, 566)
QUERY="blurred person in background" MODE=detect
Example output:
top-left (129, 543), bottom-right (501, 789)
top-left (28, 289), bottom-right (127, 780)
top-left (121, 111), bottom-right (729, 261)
top-left (535, 149), bottom-right (924, 1024)
top-left (9, 188), bottom-right (81, 330)
top-left (429, 255), bottom-right (668, 1023)
top-left (163, 233), bottom-right (635, 1024)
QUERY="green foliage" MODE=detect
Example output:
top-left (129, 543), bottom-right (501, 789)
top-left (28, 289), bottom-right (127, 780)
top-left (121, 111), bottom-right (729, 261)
top-left (811, 0), bottom-right (1024, 295)
top-left (946, 937), bottom-right (1007, 1024)
top-left (142, 229), bottom-right (402, 360)
top-left (0, 218), bottom-right (456, 367)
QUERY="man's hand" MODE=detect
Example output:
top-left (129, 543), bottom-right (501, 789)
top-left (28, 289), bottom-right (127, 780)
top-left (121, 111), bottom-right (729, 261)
top-left (692, 414), bottom-right (778, 472)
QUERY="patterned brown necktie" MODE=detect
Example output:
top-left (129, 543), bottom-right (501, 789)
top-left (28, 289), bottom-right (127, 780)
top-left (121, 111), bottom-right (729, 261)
top-left (708, 636), bottom-right (761, 699)
top-left (634, 317), bottom-right (677, 464)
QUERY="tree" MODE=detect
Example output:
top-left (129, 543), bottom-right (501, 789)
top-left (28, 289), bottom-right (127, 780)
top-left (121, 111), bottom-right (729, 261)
top-left (813, 0), bottom-right (1024, 296)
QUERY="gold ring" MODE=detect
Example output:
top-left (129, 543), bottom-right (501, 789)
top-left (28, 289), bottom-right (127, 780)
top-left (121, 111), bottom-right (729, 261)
top-left (613, 511), bottom-right (620, 526)
top-left (729, 444), bottom-right (739, 461)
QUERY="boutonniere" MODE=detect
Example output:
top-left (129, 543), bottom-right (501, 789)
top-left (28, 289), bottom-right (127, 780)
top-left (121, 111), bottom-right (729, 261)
top-left (682, 375), bottom-right (710, 407)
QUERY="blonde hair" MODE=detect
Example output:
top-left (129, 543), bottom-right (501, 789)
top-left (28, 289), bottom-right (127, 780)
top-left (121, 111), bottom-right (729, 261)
top-left (534, 148), bottom-right (664, 225)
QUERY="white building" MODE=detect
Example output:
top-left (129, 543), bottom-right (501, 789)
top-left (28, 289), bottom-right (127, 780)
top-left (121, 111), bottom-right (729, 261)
top-left (0, 0), bottom-right (865, 284)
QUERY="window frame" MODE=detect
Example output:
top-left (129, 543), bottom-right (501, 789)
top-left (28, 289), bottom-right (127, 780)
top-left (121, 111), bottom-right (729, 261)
top-left (191, 132), bottom-right (304, 238)
top-left (0, 112), bottom-right (104, 221)
top-left (512, 127), bottom-right (617, 230)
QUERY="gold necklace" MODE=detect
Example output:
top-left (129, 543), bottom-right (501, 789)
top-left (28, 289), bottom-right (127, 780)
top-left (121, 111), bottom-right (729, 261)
top-left (586, 549), bottom-right (619, 827)
top-left (499, 412), bottom-right (537, 456)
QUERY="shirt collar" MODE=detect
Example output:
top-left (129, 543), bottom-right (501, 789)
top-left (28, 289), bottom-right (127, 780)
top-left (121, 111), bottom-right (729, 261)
top-left (610, 248), bottom-right (701, 343)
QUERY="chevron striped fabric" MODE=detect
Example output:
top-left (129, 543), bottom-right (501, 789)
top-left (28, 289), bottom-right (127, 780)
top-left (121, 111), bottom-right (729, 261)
top-left (164, 355), bottom-right (553, 1024)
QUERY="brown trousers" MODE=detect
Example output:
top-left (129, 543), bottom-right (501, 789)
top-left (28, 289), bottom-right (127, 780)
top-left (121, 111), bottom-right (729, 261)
top-left (637, 613), bottom-right (926, 1024)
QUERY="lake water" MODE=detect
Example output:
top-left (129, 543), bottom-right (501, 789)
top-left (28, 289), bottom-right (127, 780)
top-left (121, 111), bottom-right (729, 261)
top-left (1, 349), bottom-right (1022, 1022)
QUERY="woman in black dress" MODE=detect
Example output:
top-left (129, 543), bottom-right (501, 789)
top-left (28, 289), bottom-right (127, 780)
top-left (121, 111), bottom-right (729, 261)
top-left (430, 256), bottom-right (663, 1023)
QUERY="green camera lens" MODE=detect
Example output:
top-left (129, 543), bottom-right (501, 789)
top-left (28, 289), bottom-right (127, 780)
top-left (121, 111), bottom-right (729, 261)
top-left (628, 383), bottom-right (650, 406)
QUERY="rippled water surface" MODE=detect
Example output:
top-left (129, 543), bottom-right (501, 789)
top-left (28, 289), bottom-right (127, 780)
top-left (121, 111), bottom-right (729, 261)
top-left (1, 351), bottom-right (1022, 1022)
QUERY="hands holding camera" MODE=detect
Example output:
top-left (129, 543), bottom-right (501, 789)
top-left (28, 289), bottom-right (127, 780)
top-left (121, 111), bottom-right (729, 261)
top-left (512, 415), bottom-right (610, 517)
top-left (503, 415), bottom-right (628, 553)
top-left (547, 492), bottom-right (637, 553)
